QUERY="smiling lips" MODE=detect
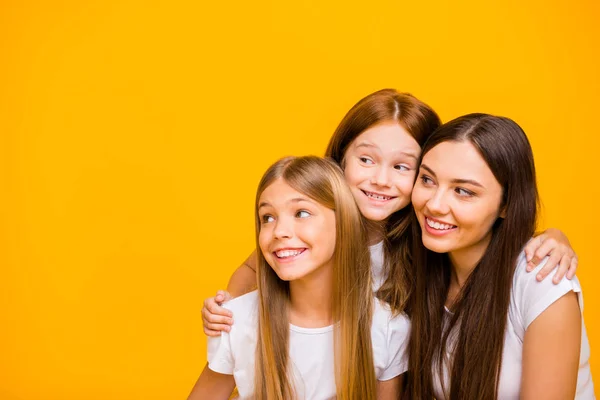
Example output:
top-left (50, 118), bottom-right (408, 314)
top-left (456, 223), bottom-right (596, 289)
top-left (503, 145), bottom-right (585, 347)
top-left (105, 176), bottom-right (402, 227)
top-left (424, 216), bottom-right (457, 236)
top-left (362, 190), bottom-right (396, 202)
top-left (273, 248), bottom-right (307, 262)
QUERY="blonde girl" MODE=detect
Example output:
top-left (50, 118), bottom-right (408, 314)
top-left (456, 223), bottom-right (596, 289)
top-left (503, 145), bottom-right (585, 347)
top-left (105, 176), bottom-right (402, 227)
top-left (188, 156), bottom-right (410, 400)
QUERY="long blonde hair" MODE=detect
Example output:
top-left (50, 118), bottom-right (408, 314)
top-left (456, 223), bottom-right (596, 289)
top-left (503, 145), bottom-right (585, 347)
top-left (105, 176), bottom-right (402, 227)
top-left (253, 156), bottom-right (376, 400)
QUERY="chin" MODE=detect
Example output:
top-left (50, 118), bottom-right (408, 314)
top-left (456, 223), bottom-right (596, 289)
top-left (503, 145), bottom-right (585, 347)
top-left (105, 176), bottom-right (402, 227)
top-left (421, 236), bottom-right (453, 254)
top-left (363, 214), bottom-right (389, 222)
top-left (359, 208), bottom-right (394, 222)
top-left (273, 271), bottom-right (296, 281)
top-left (273, 267), bottom-right (313, 282)
top-left (279, 276), bottom-right (295, 282)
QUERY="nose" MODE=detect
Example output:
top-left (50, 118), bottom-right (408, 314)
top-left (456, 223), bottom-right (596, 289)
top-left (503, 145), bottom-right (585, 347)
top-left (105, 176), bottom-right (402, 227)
top-left (370, 166), bottom-right (391, 187)
top-left (273, 217), bottom-right (293, 240)
top-left (426, 188), bottom-right (450, 215)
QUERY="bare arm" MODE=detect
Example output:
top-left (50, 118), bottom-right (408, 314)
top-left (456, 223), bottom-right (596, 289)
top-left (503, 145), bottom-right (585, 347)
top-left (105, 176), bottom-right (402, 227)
top-left (525, 229), bottom-right (577, 282)
top-left (520, 292), bottom-right (581, 399)
top-left (202, 251), bottom-right (258, 336)
top-left (226, 250), bottom-right (258, 297)
top-left (187, 363), bottom-right (235, 400)
top-left (377, 374), bottom-right (403, 400)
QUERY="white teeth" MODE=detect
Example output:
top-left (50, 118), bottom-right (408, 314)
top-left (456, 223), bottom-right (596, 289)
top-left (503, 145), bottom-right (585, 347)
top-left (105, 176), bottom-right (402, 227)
top-left (365, 191), bottom-right (392, 201)
top-left (276, 249), bottom-right (303, 258)
top-left (426, 218), bottom-right (454, 230)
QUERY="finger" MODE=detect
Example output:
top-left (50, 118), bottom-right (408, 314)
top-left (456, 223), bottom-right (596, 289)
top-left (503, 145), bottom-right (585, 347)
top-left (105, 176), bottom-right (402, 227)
top-left (524, 236), bottom-right (544, 264)
top-left (552, 255), bottom-right (571, 284)
top-left (204, 327), bottom-right (226, 337)
top-left (202, 304), bottom-right (233, 325)
top-left (204, 295), bottom-right (221, 309)
top-left (205, 313), bottom-right (234, 325)
top-left (206, 300), bottom-right (233, 317)
top-left (535, 250), bottom-right (562, 281)
top-left (201, 308), bottom-right (214, 328)
top-left (567, 257), bottom-right (578, 280)
top-left (204, 321), bottom-right (233, 332)
top-left (220, 290), bottom-right (233, 302)
top-left (530, 238), bottom-right (559, 267)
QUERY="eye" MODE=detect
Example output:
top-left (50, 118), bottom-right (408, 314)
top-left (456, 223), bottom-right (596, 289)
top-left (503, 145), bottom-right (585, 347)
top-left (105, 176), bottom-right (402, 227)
top-left (455, 187), bottom-right (475, 197)
top-left (295, 210), bottom-right (311, 218)
top-left (394, 164), bottom-right (410, 171)
top-left (359, 157), bottom-right (374, 165)
top-left (420, 175), bottom-right (434, 185)
top-left (261, 214), bottom-right (275, 223)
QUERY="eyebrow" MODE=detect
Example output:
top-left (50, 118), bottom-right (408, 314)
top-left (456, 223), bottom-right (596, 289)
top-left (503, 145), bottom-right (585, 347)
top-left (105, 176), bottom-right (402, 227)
top-left (355, 141), bottom-right (378, 150)
top-left (258, 197), bottom-right (312, 209)
top-left (354, 141), bottom-right (419, 160)
top-left (420, 164), bottom-right (485, 188)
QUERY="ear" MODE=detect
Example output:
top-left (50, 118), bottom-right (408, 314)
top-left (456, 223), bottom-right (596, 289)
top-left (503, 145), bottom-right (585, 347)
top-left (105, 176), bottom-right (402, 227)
top-left (499, 206), bottom-right (507, 219)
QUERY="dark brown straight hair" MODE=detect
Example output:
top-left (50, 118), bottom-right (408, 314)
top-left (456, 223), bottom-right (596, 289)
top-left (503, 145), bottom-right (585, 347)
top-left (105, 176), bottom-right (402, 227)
top-left (406, 114), bottom-right (539, 399)
top-left (325, 88), bottom-right (441, 314)
top-left (253, 156), bottom-right (376, 400)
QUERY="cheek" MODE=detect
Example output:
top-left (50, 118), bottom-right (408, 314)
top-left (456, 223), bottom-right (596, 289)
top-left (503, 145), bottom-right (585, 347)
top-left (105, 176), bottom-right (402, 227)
top-left (410, 185), bottom-right (427, 210)
top-left (455, 204), bottom-right (499, 233)
top-left (306, 217), bottom-right (336, 258)
top-left (258, 229), bottom-right (270, 256)
top-left (343, 161), bottom-right (366, 185)
top-left (393, 173), bottom-right (416, 195)
top-left (321, 222), bottom-right (337, 258)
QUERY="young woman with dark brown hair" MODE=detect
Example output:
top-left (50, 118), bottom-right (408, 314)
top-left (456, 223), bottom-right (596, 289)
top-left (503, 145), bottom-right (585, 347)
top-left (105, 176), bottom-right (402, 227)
top-left (408, 114), bottom-right (593, 399)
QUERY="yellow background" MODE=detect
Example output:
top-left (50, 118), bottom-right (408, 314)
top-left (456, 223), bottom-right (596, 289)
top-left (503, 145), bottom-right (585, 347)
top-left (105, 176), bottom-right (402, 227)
top-left (1, 1), bottom-right (598, 398)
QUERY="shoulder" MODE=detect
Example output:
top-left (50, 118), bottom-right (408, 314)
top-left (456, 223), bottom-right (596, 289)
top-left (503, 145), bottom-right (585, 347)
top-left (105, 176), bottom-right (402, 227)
top-left (512, 249), bottom-right (582, 295)
top-left (511, 248), bottom-right (582, 330)
top-left (219, 291), bottom-right (259, 332)
top-left (371, 298), bottom-right (411, 338)
top-left (223, 290), bottom-right (259, 315)
top-left (207, 291), bottom-right (259, 374)
top-left (371, 298), bottom-right (411, 379)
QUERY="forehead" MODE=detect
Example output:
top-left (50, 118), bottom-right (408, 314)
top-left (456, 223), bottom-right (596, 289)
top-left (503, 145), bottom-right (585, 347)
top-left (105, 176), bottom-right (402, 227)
top-left (351, 122), bottom-right (420, 155)
top-left (259, 178), bottom-right (301, 203)
top-left (422, 141), bottom-right (499, 186)
top-left (258, 178), bottom-right (323, 209)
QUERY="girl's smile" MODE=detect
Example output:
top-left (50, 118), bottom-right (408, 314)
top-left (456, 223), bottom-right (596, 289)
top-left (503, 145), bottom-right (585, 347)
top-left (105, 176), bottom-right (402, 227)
top-left (362, 190), bottom-right (397, 203)
top-left (258, 178), bottom-right (336, 282)
top-left (343, 121), bottom-right (421, 223)
top-left (273, 247), bottom-right (307, 262)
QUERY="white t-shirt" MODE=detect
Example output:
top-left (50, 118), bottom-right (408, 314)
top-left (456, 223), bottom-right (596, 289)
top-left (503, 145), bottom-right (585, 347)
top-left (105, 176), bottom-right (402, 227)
top-left (370, 241), bottom-right (385, 292)
top-left (208, 291), bottom-right (410, 400)
top-left (432, 251), bottom-right (594, 399)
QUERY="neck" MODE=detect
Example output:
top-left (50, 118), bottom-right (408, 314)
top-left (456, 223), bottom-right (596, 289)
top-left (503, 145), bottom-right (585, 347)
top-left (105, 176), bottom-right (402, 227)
top-left (288, 263), bottom-right (334, 328)
top-left (365, 219), bottom-right (386, 245)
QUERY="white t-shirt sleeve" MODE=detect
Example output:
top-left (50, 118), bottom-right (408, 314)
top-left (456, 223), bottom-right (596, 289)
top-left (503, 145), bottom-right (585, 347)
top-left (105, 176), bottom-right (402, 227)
top-left (207, 331), bottom-right (235, 375)
top-left (206, 291), bottom-right (259, 377)
top-left (375, 300), bottom-right (411, 381)
top-left (512, 252), bottom-right (583, 331)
